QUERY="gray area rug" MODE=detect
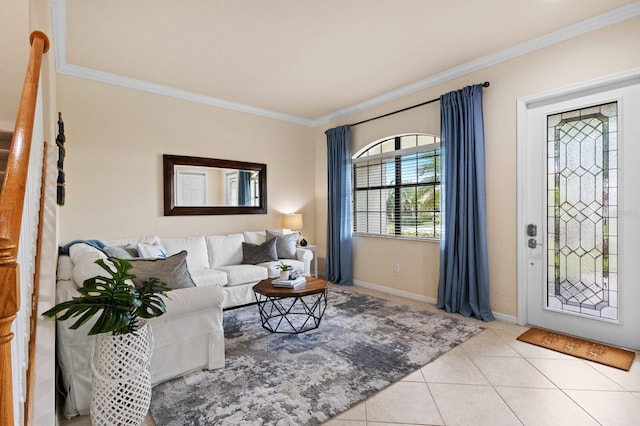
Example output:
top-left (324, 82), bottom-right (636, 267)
top-left (149, 288), bottom-right (485, 425)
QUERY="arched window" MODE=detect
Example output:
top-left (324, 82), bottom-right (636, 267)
top-left (352, 133), bottom-right (441, 239)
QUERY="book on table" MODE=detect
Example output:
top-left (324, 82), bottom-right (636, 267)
top-left (272, 276), bottom-right (306, 288)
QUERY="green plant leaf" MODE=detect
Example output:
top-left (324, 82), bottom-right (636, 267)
top-left (136, 277), bottom-right (169, 319)
top-left (43, 257), bottom-right (169, 335)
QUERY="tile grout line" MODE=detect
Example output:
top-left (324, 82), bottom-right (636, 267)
top-left (459, 336), bottom-right (526, 425)
top-left (507, 339), bottom-right (605, 425)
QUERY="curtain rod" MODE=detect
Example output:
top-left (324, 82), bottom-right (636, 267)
top-left (350, 81), bottom-right (490, 127)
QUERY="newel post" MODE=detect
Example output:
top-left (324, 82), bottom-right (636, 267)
top-left (0, 239), bottom-right (19, 426)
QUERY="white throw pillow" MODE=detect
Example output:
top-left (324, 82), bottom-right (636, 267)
top-left (137, 242), bottom-right (168, 259)
top-left (68, 243), bottom-right (111, 289)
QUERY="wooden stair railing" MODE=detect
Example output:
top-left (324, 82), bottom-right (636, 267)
top-left (0, 31), bottom-right (49, 426)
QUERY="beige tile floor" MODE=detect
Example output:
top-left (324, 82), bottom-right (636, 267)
top-left (62, 285), bottom-right (640, 426)
top-left (323, 287), bottom-right (640, 426)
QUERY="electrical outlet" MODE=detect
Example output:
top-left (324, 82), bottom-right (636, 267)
top-left (393, 264), bottom-right (400, 273)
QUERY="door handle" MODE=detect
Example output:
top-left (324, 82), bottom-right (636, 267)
top-left (528, 238), bottom-right (541, 249)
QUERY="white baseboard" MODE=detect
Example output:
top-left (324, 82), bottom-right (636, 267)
top-left (352, 279), bottom-right (438, 304)
top-left (352, 279), bottom-right (517, 324)
top-left (492, 312), bottom-right (518, 324)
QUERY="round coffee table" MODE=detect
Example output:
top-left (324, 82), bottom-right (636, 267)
top-left (253, 277), bottom-right (328, 334)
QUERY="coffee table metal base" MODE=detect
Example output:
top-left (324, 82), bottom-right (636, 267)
top-left (254, 290), bottom-right (327, 334)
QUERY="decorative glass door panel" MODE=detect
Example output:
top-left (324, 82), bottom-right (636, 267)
top-left (547, 102), bottom-right (618, 321)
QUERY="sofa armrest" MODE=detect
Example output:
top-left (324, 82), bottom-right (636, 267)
top-left (160, 284), bottom-right (224, 318)
top-left (295, 248), bottom-right (313, 276)
top-left (296, 248), bottom-right (313, 262)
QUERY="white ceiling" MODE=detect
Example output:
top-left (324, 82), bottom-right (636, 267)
top-left (46, 0), bottom-right (640, 126)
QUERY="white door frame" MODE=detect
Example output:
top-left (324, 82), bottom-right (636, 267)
top-left (516, 67), bottom-right (640, 326)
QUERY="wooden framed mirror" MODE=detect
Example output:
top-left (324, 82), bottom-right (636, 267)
top-left (163, 154), bottom-right (267, 215)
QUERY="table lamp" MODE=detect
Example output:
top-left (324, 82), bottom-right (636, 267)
top-left (283, 213), bottom-right (306, 246)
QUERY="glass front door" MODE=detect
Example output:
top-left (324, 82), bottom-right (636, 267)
top-left (521, 80), bottom-right (640, 350)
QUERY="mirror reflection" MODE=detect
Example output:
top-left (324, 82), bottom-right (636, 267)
top-left (174, 165), bottom-right (261, 207)
top-left (163, 154), bottom-right (267, 215)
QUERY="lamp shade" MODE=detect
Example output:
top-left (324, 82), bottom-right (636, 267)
top-left (283, 213), bottom-right (303, 230)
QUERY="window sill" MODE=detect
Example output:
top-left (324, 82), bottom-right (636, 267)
top-left (352, 233), bottom-right (440, 243)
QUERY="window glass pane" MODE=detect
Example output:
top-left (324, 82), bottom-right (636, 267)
top-left (368, 212), bottom-right (382, 234)
top-left (382, 188), bottom-right (394, 233)
top-left (400, 135), bottom-right (417, 150)
top-left (401, 154), bottom-right (418, 184)
top-left (380, 139), bottom-right (395, 153)
top-left (355, 191), bottom-right (368, 210)
top-left (354, 164), bottom-right (368, 188)
top-left (401, 212), bottom-right (418, 236)
top-left (417, 151), bottom-right (437, 183)
top-left (368, 161), bottom-right (382, 186)
top-left (418, 185), bottom-right (436, 211)
top-left (367, 189), bottom-right (381, 211)
top-left (369, 143), bottom-right (381, 156)
top-left (400, 186), bottom-right (416, 214)
top-left (382, 158), bottom-right (395, 186)
top-left (355, 212), bottom-right (368, 232)
top-left (417, 135), bottom-right (434, 146)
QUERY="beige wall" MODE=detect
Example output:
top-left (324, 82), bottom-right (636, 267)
top-left (314, 16), bottom-right (640, 318)
top-left (57, 76), bottom-right (316, 241)
top-left (56, 16), bottom-right (640, 318)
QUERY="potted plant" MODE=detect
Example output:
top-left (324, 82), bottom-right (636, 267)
top-left (276, 261), bottom-right (294, 280)
top-left (43, 258), bottom-right (170, 425)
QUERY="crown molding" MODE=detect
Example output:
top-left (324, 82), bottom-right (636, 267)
top-left (51, 0), bottom-right (640, 128)
top-left (49, 0), bottom-right (314, 127)
top-left (312, 1), bottom-right (640, 126)
top-left (55, 62), bottom-right (315, 126)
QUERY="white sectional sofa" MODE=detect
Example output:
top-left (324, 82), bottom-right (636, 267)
top-left (55, 230), bottom-right (313, 418)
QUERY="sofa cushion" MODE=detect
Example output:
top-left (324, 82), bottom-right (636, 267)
top-left (161, 236), bottom-right (209, 270)
top-left (258, 259), bottom-right (305, 279)
top-left (189, 269), bottom-right (228, 287)
top-left (126, 251), bottom-right (196, 290)
top-left (241, 239), bottom-right (277, 265)
top-left (215, 264), bottom-right (268, 286)
top-left (206, 234), bottom-right (244, 268)
top-left (243, 231), bottom-right (267, 245)
top-left (57, 255), bottom-right (74, 281)
top-left (137, 242), bottom-right (168, 259)
top-left (266, 230), bottom-right (299, 259)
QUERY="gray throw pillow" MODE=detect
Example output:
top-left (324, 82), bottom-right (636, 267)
top-left (242, 238), bottom-right (278, 264)
top-left (266, 230), bottom-right (299, 259)
top-left (123, 250), bottom-right (196, 290)
top-left (104, 245), bottom-right (135, 259)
